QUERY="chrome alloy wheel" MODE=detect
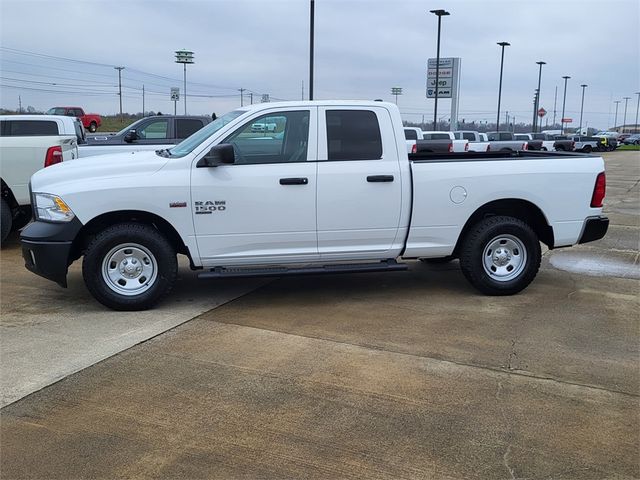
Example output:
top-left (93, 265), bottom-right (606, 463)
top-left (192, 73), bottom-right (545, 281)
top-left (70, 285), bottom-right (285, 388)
top-left (482, 234), bottom-right (527, 282)
top-left (101, 243), bottom-right (158, 296)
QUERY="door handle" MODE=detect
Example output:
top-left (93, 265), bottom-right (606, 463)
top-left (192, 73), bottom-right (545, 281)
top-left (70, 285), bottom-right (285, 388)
top-left (367, 175), bottom-right (394, 182)
top-left (279, 177), bottom-right (309, 185)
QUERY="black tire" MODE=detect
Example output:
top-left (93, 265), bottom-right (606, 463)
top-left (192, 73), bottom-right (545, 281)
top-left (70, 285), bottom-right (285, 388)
top-left (583, 145), bottom-right (592, 153)
top-left (1, 199), bottom-right (12, 245)
top-left (556, 146), bottom-right (565, 151)
top-left (420, 255), bottom-right (455, 264)
top-left (82, 223), bottom-right (177, 310)
top-left (459, 216), bottom-right (541, 296)
top-left (88, 122), bottom-right (97, 133)
top-left (541, 147), bottom-right (548, 151)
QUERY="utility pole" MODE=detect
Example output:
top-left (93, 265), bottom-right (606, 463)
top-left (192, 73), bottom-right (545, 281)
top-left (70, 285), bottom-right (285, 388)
top-left (430, 9), bottom-right (450, 131)
top-left (142, 85), bottom-right (145, 116)
top-left (18, 95), bottom-right (22, 113)
top-left (114, 66), bottom-right (124, 121)
top-left (561, 75), bottom-right (570, 134)
top-left (239, 88), bottom-right (245, 107)
top-left (301, 81), bottom-right (304, 100)
top-left (309, 0), bottom-right (315, 100)
top-left (249, 92), bottom-right (253, 105)
top-left (622, 96), bottom-right (631, 133)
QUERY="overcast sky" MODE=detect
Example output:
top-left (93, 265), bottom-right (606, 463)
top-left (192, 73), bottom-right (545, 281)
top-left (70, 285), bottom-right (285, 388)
top-left (1, 0), bottom-right (638, 129)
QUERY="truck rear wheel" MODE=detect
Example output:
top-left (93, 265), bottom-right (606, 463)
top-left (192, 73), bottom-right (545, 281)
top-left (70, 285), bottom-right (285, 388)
top-left (1, 199), bottom-right (12, 245)
top-left (88, 122), bottom-right (97, 133)
top-left (459, 216), bottom-right (541, 295)
top-left (82, 223), bottom-right (177, 310)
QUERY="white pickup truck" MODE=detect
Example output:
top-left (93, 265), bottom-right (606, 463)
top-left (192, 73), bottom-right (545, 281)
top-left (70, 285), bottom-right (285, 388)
top-left (21, 101), bottom-right (608, 310)
top-left (422, 130), bottom-right (469, 152)
top-left (1, 115), bottom-right (82, 244)
top-left (453, 131), bottom-right (491, 152)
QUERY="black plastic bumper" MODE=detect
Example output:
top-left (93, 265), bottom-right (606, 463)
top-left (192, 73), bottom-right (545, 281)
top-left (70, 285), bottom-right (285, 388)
top-left (20, 218), bottom-right (83, 288)
top-left (578, 216), bottom-right (609, 244)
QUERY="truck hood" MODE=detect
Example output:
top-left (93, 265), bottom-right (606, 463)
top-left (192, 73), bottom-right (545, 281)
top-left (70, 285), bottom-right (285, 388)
top-left (31, 150), bottom-right (169, 194)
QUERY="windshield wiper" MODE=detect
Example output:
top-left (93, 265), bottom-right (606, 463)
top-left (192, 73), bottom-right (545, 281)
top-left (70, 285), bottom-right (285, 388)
top-left (155, 148), bottom-right (172, 158)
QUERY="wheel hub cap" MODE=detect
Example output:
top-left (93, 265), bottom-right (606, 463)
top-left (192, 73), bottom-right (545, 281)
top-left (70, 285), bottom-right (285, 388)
top-left (482, 235), bottom-right (527, 282)
top-left (101, 244), bottom-right (158, 296)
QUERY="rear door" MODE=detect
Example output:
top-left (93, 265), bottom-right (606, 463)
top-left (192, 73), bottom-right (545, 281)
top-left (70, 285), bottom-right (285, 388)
top-left (175, 118), bottom-right (206, 142)
top-left (316, 107), bottom-right (403, 259)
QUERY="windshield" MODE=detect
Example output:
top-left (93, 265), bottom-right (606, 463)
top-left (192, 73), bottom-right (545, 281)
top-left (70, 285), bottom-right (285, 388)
top-left (168, 110), bottom-right (245, 157)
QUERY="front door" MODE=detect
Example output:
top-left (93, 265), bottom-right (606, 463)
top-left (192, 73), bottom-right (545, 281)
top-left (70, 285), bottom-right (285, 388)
top-left (191, 108), bottom-right (318, 266)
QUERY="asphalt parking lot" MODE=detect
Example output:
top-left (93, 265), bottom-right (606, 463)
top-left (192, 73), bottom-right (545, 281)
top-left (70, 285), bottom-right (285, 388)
top-left (1, 151), bottom-right (638, 479)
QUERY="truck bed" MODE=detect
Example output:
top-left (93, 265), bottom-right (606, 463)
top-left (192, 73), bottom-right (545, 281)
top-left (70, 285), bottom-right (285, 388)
top-left (409, 150), bottom-right (584, 162)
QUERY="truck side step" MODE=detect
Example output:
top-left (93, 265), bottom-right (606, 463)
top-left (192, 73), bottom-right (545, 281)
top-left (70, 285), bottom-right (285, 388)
top-left (198, 259), bottom-right (408, 279)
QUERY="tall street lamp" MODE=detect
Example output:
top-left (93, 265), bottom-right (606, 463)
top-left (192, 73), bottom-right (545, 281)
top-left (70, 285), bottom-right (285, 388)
top-left (622, 96), bottom-right (631, 133)
top-left (613, 100), bottom-right (621, 130)
top-left (391, 87), bottom-right (403, 104)
top-left (114, 66), bottom-right (124, 122)
top-left (309, 0), bottom-right (315, 100)
top-left (175, 49), bottom-right (194, 115)
top-left (430, 9), bottom-right (449, 131)
top-left (533, 61), bottom-right (546, 132)
top-left (561, 75), bottom-right (570, 134)
top-left (578, 84), bottom-right (587, 133)
top-left (635, 92), bottom-right (640, 134)
top-left (495, 42), bottom-right (510, 131)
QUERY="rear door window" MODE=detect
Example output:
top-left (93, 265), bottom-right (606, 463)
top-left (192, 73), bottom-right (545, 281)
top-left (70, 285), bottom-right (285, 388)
top-left (138, 119), bottom-right (169, 139)
top-left (500, 133), bottom-right (512, 141)
top-left (462, 132), bottom-right (475, 141)
top-left (326, 110), bottom-right (382, 160)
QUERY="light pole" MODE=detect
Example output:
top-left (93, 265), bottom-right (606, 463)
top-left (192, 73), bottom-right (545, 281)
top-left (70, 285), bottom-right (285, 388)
top-left (622, 97), bottom-right (631, 133)
top-left (114, 66), bottom-right (124, 121)
top-left (533, 61), bottom-right (546, 132)
top-left (175, 49), bottom-right (194, 115)
top-left (239, 88), bottom-right (245, 107)
top-left (309, 0), bottom-right (315, 100)
top-left (430, 9), bottom-right (450, 131)
top-left (496, 41), bottom-right (510, 131)
top-left (613, 100), bottom-right (621, 130)
top-left (552, 85), bottom-right (558, 127)
top-left (561, 75), bottom-right (570, 134)
top-left (579, 84), bottom-right (587, 133)
top-left (391, 87), bottom-right (403, 104)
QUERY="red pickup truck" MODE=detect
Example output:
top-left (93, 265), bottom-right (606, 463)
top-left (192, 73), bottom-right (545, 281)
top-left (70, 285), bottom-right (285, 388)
top-left (46, 107), bottom-right (102, 132)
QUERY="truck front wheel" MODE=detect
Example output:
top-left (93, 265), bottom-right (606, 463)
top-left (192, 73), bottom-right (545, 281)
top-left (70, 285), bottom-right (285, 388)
top-left (459, 216), bottom-right (541, 295)
top-left (82, 223), bottom-right (177, 310)
top-left (88, 121), bottom-right (97, 133)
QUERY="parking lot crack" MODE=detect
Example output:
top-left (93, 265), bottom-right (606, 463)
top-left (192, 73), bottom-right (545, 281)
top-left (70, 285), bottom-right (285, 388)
top-left (503, 444), bottom-right (517, 480)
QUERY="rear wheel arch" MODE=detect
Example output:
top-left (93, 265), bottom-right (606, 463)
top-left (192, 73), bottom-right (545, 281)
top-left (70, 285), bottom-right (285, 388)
top-left (71, 210), bottom-right (193, 265)
top-left (1, 178), bottom-right (19, 210)
top-left (453, 199), bottom-right (554, 256)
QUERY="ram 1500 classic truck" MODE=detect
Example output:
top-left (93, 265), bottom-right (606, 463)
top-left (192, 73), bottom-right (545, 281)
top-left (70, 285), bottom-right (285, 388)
top-left (46, 107), bottom-right (102, 133)
top-left (1, 115), bottom-right (81, 244)
top-left (486, 132), bottom-right (529, 151)
top-left (21, 101), bottom-right (609, 310)
top-left (422, 131), bottom-right (468, 152)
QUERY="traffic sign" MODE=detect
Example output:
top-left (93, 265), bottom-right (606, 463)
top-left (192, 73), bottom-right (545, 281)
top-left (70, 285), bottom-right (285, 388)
top-left (561, 118), bottom-right (573, 123)
top-left (537, 108), bottom-right (547, 118)
top-left (170, 87), bottom-right (180, 101)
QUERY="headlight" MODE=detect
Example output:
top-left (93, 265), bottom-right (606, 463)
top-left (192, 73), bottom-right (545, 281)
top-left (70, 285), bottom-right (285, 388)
top-left (33, 193), bottom-right (76, 222)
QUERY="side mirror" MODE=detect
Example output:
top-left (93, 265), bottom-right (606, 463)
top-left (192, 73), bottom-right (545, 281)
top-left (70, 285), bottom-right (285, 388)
top-left (124, 129), bottom-right (137, 143)
top-left (196, 143), bottom-right (235, 168)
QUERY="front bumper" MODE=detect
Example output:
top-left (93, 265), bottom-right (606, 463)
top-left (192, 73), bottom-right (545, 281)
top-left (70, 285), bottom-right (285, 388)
top-left (20, 218), bottom-right (83, 288)
top-left (578, 216), bottom-right (609, 244)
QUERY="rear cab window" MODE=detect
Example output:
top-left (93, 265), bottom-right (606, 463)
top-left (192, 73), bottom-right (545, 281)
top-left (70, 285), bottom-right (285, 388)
top-left (0, 120), bottom-right (59, 136)
top-left (326, 110), bottom-right (382, 160)
top-left (404, 129), bottom-right (418, 140)
top-left (176, 119), bottom-right (205, 139)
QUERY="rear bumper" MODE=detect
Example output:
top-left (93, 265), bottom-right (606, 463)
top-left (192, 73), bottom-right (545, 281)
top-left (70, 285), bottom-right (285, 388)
top-left (20, 218), bottom-right (83, 288)
top-left (578, 216), bottom-right (609, 244)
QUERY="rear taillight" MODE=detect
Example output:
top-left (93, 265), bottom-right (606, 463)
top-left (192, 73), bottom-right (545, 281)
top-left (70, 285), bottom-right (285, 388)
top-left (45, 146), bottom-right (63, 167)
top-left (591, 172), bottom-right (606, 208)
top-left (448, 142), bottom-right (453, 153)
top-left (464, 143), bottom-right (469, 152)
top-left (411, 143), bottom-right (417, 154)
top-left (523, 143), bottom-right (528, 151)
